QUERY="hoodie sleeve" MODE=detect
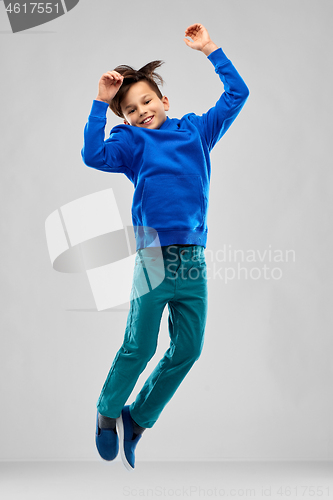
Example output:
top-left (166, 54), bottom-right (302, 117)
top-left (189, 47), bottom-right (250, 152)
top-left (81, 100), bottom-right (133, 177)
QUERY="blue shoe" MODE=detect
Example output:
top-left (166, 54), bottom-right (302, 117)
top-left (117, 406), bottom-right (142, 471)
top-left (95, 410), bottom-right (119, 461)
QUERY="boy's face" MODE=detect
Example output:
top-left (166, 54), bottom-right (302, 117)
top-left (121, 80), bottom-right (169, 129)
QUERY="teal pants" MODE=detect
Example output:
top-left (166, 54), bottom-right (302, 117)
top-left (96, 244), bottom-right (208, 428)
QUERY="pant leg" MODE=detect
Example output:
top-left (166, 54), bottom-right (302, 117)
top-left (96, 250), bottom-right (172, 419)
top-left (130, 245), bottom-right (208, 428)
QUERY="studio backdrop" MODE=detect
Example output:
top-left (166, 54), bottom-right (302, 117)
top-left (1, 0), bottom-right (332, 461)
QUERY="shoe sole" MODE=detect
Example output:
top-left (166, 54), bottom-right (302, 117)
top-left (116, 414), bottom-right (134, 471)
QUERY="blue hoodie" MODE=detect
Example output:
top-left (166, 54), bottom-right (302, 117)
top-left (81, 48), bottom-right (249, 250)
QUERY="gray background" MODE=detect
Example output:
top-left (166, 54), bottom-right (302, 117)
top-left (0, 0), bottom-right (332, 463)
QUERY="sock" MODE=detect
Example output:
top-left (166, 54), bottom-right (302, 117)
top-left (98, 413), bottom-right (117, 432)
top-left (131, 416), bottom-right (146, 439)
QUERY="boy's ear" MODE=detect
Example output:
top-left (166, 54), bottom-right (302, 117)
top-left (162, 96), bottom-right (170, 111)
top-left (123, 120), bottom-right (130, 125)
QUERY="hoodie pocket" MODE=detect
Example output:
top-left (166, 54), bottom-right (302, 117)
top-left (141, 175), bottom-right (205, 231)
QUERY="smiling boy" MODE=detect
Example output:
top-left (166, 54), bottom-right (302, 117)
top-left (121, 81), bottom-right (169, 128)
top-left (82, 23), bottom-right (249, 470)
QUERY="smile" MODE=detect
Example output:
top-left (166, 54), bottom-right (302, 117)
top-left (141, 116), bottom-right (154, 124)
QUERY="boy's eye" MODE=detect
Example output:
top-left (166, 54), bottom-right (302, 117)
top-left (127, 100), bottom-right (150, 114)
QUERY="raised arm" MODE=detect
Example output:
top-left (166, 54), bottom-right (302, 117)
top-left (184, 23), bottom-right (250, 151)
top-left (81, 71), bottom-right (133, 176)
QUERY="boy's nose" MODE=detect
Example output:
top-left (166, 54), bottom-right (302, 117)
top-left (138, 112), bottom-right (147, 122)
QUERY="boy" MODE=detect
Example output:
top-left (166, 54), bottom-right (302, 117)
top-left (81, 23), bottom-right (249, 470)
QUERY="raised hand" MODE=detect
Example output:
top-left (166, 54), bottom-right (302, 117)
top-left (184, 23), bottom-right (218, 55)
top-left (96, 71), bottom-right (124, 104)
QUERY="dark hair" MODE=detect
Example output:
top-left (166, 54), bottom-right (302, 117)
top-left (109, 60), bottom-right (165, 118)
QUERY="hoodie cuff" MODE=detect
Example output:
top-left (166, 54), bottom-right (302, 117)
top-left (207, 47), bottom-right (230, 68)
top-left (89, 99), bottom-right (110, 118)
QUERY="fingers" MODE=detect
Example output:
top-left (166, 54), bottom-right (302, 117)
top-left (185, 23), bottom-right (203, 32)
top-left (185, 23), bottom-right (203, 38)
top-left (101, 70), bottom-right (124, 85)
